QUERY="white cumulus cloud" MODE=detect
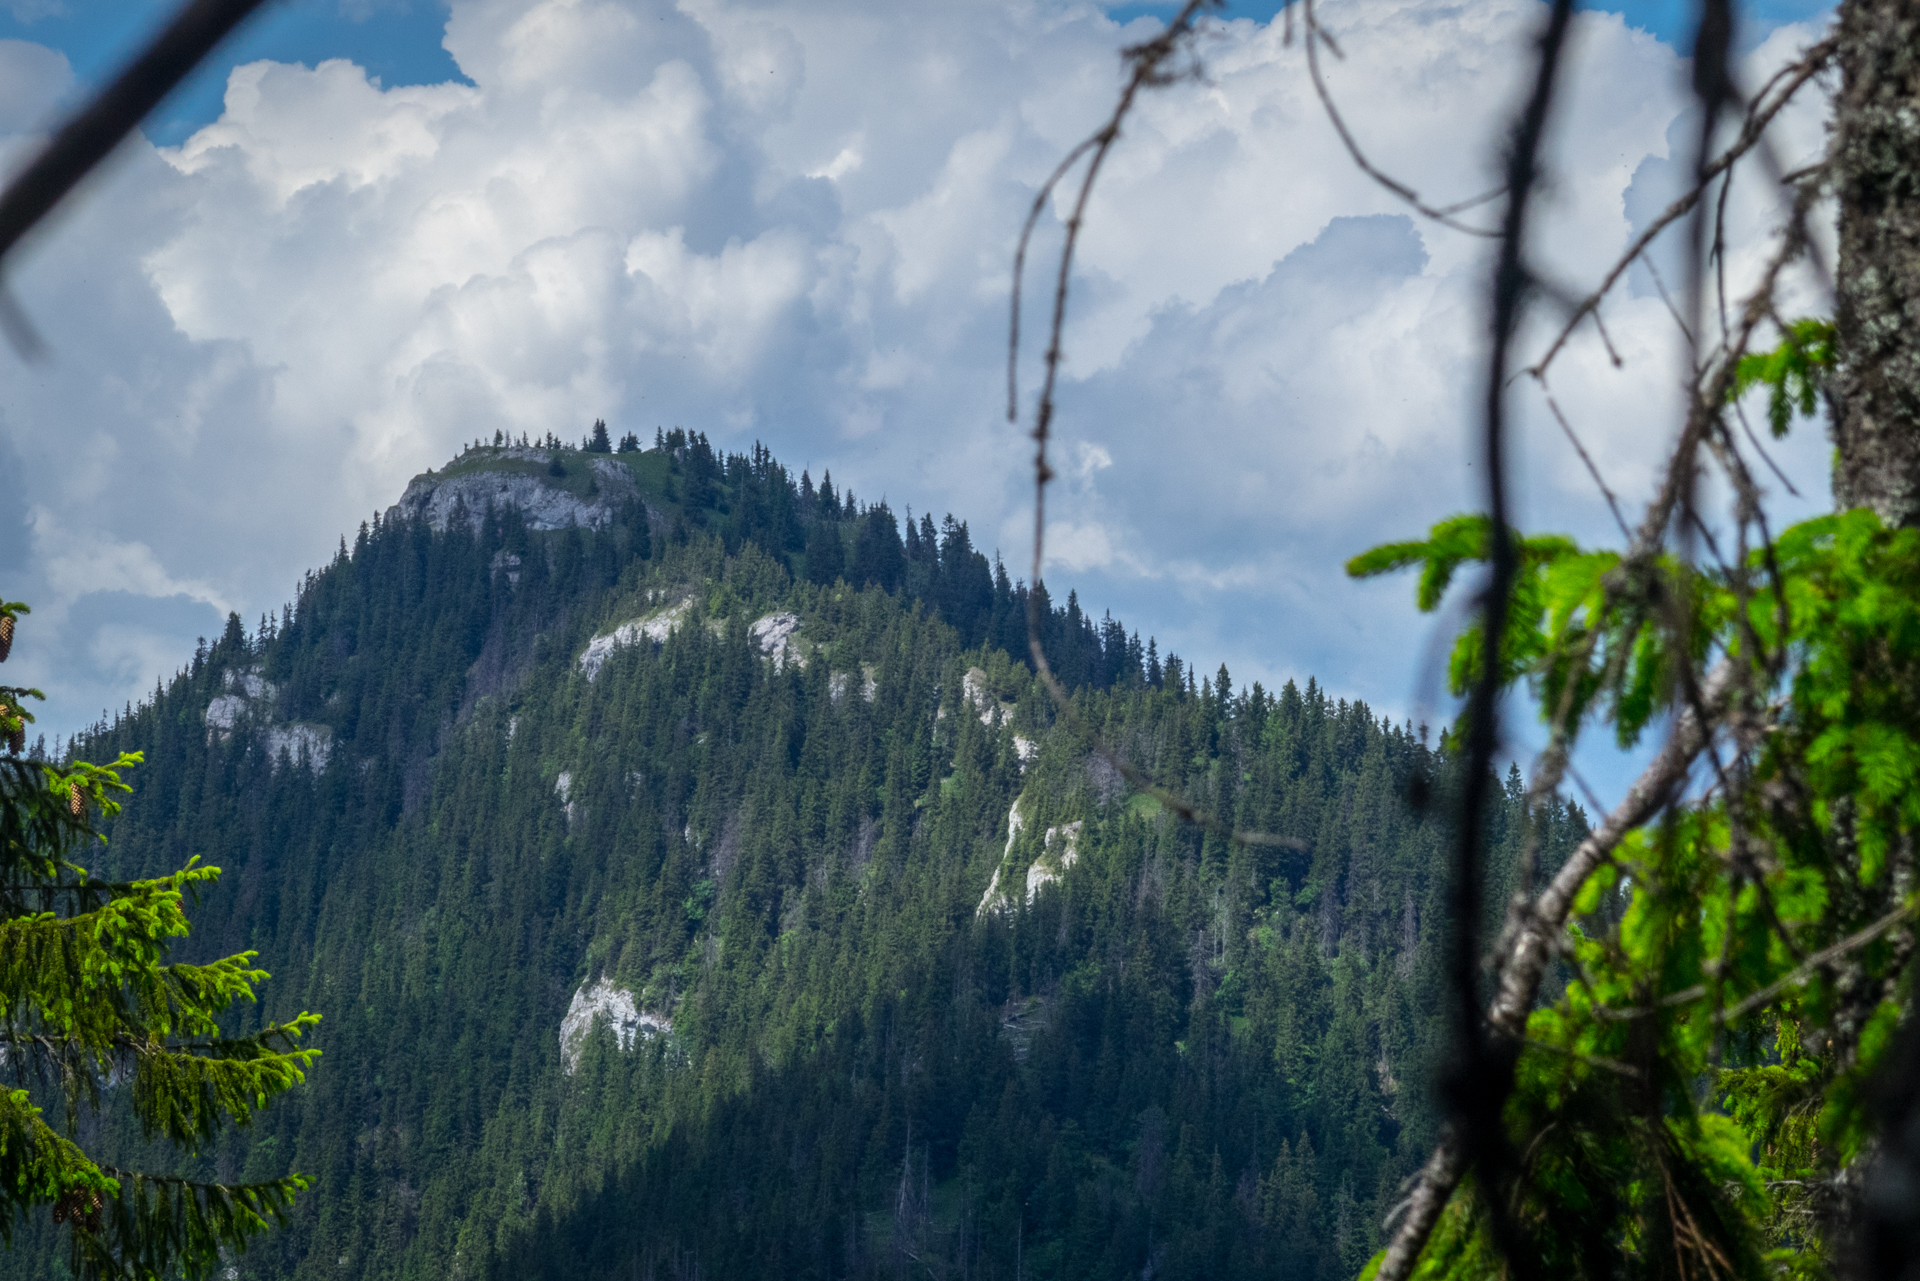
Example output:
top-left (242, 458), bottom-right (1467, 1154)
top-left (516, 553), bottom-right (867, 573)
top-left (0, 0), bottom-right (1837, 784)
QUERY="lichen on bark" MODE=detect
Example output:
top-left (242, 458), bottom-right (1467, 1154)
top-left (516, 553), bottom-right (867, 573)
top-left (1830, 0), bottom-right (1920, 526)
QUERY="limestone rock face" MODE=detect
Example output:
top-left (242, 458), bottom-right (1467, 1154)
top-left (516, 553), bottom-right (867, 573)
top-left (389, 454), bottom-right (639, 533)
top-left (264, 724), bottom-right (332, 773)
top-left (205, 694), bottom-right (248, 734)
top-left (559, 978), bottom-right (668, 1074)
top-left (749, 611), bottom-right (802, 670)
top-left (828, 664), bottom-right (878, 705)
top-left (976, 799), bottom-right (1028, 915)
top-left (1022, 821), bottom-right (1082, 902)
top-left (578, 597), bottom-right (692, 680)
top-left (958, 667), bottom-right (1037, 765)
top-left (977, 802), bottom-right (1082, 915)
top-left (203, 666), bottom-right (330, 773)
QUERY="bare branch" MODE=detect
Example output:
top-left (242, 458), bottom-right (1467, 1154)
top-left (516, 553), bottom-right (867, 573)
top-left (1373, 659), bottom-right (1734, 1281)
top-left (1301, 0), bottom-right (1502, 237)
top-left (1628, 187), bottom-right (1814, 566)
top-left (1526, 38), bottom-right (1836, 381)
top-left (1007, 135), bottom-right (1102, 423)
top-left (0, 0), bottom-right (273, 270)
top-left (1537, 377), bottom-right (1631, 538)
top-left (1430, 1), bottom-right (1581, 1276)
top-left (1522, 1037), bottom-right (1644, 1079)
top-left (1009, 0), bottom-right (1311, 853)
top-left (1720, 901), bottom-right (1917, 1025)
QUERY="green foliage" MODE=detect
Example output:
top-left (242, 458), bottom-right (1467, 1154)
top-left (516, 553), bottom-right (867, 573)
top-left (1347, 505), bottom-right (1920, 1278)
top-left (0, 619), bottom-right (319, 1278)
top-left (1347, 515), bottom-right (1697, 748)
top-left (14, 455), bottom-right (1584, 1280)
top-left (1730, 318), bottom-right (1834, 438)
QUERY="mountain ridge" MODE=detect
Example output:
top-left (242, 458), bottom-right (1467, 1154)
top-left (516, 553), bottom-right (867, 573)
top-left (17, 432), bottom-right (1584, 1281)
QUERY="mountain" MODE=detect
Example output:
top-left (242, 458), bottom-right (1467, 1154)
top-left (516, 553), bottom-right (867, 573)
top-left (26, 433), bottom-right (1584, 1281)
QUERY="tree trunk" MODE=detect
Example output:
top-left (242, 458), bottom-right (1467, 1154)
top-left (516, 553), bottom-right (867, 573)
top-left (1830, 0), bottom-right (1920, 526)
top-left (1821, 16), bottom-right (1920, 1276)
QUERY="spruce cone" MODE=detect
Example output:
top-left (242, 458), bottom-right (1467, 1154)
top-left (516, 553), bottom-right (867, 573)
top-left (52, 1188), bottom-right (103, 1231)
top-left (68, 781), bottom-right (83, 817)
top-left (6, 726), bottom-right (21, 755)
top-left (0, 614), bottom-right (11, 662)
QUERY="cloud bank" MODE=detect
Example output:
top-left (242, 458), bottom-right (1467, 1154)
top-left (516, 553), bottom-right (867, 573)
top-left (0, 0), bottom-right (1834, 781)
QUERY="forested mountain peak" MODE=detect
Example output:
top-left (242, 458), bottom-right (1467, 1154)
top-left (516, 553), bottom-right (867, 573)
top-left (35, 429), bottom-right (1584, 1281)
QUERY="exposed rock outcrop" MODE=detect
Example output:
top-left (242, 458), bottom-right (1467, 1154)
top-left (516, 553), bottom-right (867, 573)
top-left (389, 453), bottom-right (640, 533)
top-left (829, 663), bottom-right (878, 705)
top-left (559, 978), bottom-right (668, 1074)
top-left (749, 611), bottom-right (803, 670)
top-left (976, 798), bottom-right (1026, 915)
top-left (957, 667), bottom-right (1036, 764)
top-left (579, 597), bottom-right (692, 679)
top-left (264, 725), bottom-right (332, 772)
top-left (977, 800), bottom-right (1081, 915)
top-left (204, 666), bottom-right (331, 773)
top-left (1022, 821), bottom-right (1082, 902)
top-left (581, 606), bottom-right (814, 681)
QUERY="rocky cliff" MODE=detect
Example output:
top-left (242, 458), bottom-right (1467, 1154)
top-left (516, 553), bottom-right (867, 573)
top-left (387, 448), bottom-right (645, 532)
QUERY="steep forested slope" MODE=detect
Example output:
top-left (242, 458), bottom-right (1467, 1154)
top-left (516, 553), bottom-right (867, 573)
top-left (23, 436), bottom-right (1583, 1280)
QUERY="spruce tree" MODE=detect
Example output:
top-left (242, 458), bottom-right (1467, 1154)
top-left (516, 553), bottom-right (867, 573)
top-left (804, 519), bottom-right (845, 586)
top-left (0, 604), bottom-right (318, 1280)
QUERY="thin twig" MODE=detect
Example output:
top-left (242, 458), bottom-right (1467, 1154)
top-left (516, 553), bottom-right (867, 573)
top-left (1010, 0), bottom-right (1306, 853)
top-left (1732, 397), bottom-right (1803, 498)
top-left (1631, 195), bottom-right (1812, 564)
top-left (1719, 902), bottom-right (1917, 1024)
top-left (0, 285), bottom-right (46, 361)
top-left (1008, 136), bottom-right (1102, 423)
top-left (1644, 255), bottom-right (1696, 345)
top-left (1537, 378), bottom-right (1630, 539)
top-left (1423, 1), bottom-right (1579, 1277)
top-left (1526, 38), bottom-right (1836, 380)
top-left (1562, 761), bottom-right (1609, 819)
top-left (1523, 1037), bottom-right (1643, 1079)
top-left (1593, 903), bottom-right (1913, 1023)
top-left (1301, 0), bottom-right (1501, 238)
top-left (1589, 308), bottom-right (1624, 368)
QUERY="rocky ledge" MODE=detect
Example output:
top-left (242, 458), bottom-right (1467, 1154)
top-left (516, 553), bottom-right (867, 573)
top-left (204, 666), bottom-right (332, 774)
top-left (388, 451), bottom-right (642, 533)
top-left (559, 978), bottom-right (669, 1074)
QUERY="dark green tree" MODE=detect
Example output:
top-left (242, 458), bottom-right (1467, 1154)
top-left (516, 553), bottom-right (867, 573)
top-left (805, 518), bottom-right (845, 585)
top-left (850, 501), bottom-right (905, 592)
top-left (0, 604), bottom-right (319, 1280)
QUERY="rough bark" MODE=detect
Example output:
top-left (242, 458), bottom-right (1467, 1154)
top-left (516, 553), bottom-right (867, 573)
top-left (1830, 0), bottom-right (1920, 527)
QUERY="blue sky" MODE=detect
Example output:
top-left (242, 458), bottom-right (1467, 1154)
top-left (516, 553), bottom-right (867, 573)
top-left (0, 0), bottom-right (1833, 145)
top-left (0, 0), bottom-right (467, 144)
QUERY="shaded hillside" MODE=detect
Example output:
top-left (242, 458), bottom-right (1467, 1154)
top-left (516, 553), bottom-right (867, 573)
top-left (26, 437), bottom-right (1584, 1281)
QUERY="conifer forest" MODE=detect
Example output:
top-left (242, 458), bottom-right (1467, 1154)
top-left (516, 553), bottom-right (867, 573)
top-left (4, 0), bottom-right (1920, 1277)
top-left (11, 438), bottom-right (1580, 1279)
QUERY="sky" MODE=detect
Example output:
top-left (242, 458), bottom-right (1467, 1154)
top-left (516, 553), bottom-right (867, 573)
top-left (0, 0), bottom-right (1837, 802)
